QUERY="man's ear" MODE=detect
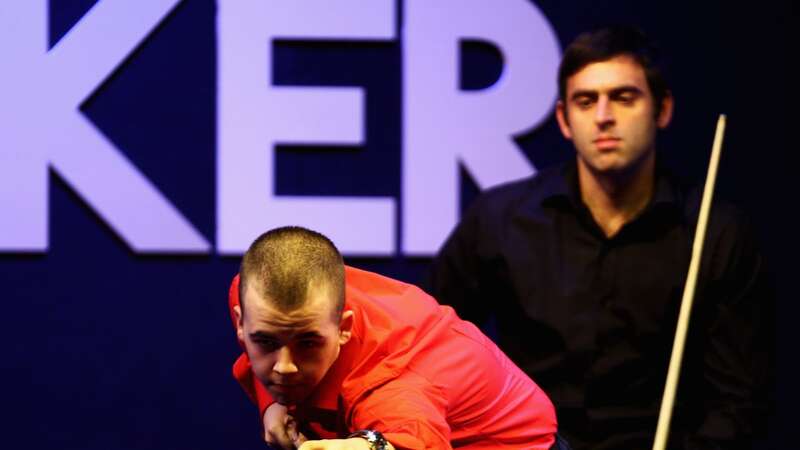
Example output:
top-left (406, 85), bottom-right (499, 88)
top-left (338, 310), bottom-right (354, 346)
top-left (234, 305), bottom-right (244, 341)
top-left (657, 92), bottom-right (674, 129)
top-left (555, 100), bottom-right (573, 140)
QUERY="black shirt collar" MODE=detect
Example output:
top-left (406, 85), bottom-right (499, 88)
top-left (539, 160), bottom-right (684, 215)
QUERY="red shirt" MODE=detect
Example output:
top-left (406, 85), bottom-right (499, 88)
top-left (230, 266), bottom-right (557, 449)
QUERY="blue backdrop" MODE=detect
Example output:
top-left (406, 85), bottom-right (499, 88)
top-left (2, 0), bottom-right (789, 448)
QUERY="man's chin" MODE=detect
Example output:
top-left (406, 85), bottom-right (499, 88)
top-left (582, 156), bottom-right (640, 178)
top-left (268, 386), bottom-right (308, 406)
top-left (273, 397), bottom-right (294, 406)
top-left (270, 392), bottom-right (298, 406)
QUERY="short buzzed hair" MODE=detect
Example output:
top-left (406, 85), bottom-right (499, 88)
top-left (239, 226), bottom-right (345, 320)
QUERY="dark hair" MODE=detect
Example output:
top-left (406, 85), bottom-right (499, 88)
top-left (239, 226), bottom-right (345, 320)
top-left (558, 26), bottom-right (670, 115)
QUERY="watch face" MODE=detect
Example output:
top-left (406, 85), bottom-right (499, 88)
top-left (349, 429), bottom-right (388, 450)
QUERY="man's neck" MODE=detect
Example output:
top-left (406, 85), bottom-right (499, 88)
top-left (577, 155), bottom-right (655, 238)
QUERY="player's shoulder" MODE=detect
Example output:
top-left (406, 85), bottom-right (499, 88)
top-left (468, 165), bottom-right (564, 218)
top-left (679, 180), bottom-right (750, 230)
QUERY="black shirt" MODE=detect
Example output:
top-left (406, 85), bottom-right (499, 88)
top-left (428, 162), bottom-right (772, 450)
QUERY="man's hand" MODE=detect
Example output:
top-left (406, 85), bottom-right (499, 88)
top-left (298, 438), bottom-right (396, 450)
top-left (263, 403), bottom-right (307, 449)
top-left (297, 438), bottom-right (372, 450)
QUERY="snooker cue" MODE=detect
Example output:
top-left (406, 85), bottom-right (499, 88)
top-left (652, 114), bottom-right (727, 450)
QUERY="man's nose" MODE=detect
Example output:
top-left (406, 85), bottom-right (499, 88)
top-left (594, 96), bottom-right (614, 127)
top-left (273, 347), bottom-right (299, 375)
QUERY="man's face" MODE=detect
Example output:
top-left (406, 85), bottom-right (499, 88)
top-left (556, 55), bottom-right (672, 178)
top-left (236, 283), bottom-right (352, 405)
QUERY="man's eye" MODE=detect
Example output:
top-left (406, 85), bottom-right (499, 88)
top-left (615, 92), bottom-right (638, 105)
top-left (574, 97), bottom-right (594, 109)
top-left (299, 340), bottom-right (320, 349)
top-left (254, 340), bottom-right (281, 351)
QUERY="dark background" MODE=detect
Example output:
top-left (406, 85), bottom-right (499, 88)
top-left (2, 0), bottom-right (791, 448)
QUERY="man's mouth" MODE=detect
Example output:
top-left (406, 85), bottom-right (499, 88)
top-left (269, 380), bottom-right (302, 390)
top-left (593, 136), bottom-right (621, 150)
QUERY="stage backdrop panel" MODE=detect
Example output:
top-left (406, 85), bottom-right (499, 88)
top-left (1, 1), bottom-right (788, 448)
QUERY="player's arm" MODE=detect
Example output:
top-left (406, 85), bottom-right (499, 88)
top-left (688, 214), bottom-right (774, 448)
top-left (427, 198), bottom-right (496, 326)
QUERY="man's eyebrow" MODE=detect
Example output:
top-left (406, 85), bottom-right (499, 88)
top-left (296, 331), bottom-right (325, 339)
top-left (609, 85), bottom-right (644, 96)
top-left (248, 330), bottom-right (324, 340)
top-left (569, 89), bottom-right (598, 101)
top-left (249, 331), bottom-right (278, 340)
top-left (569, 85), bottom-right (644, 100)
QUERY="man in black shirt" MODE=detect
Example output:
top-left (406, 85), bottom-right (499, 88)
top-left (429, 27), bottom-right (772, 449)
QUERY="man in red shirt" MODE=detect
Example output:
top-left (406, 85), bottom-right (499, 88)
top-left (229, 226), bottom-right (557, 449)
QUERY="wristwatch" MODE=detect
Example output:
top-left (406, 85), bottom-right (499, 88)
top-left (347, 429), bottom-right (389, 450)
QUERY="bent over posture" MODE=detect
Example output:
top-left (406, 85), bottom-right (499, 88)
top-left (229, 226), bottom-right (557, 450)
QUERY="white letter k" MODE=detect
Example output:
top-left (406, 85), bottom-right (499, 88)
top-left (0, 0), bottom-right (209, 253)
